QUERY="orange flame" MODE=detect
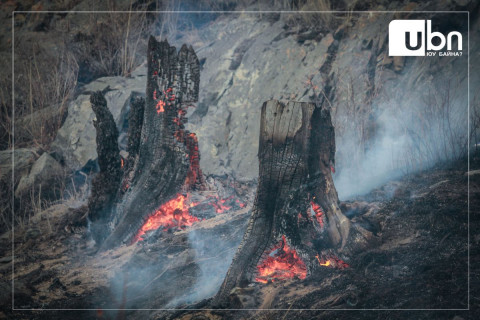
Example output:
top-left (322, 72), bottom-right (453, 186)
top-left (153, 88), bottom-right (174, 114)
top-left (134, 194), bottom-right (199, 242)
top-left (156, 100), bottom-right (165, 113)
top-left (320, 260), bottom-right (331, 266)
top-left (255, 235), bottom-right (307, 283)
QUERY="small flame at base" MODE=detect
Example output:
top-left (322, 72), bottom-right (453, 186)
top-left (255, 235), bottom-right (307, 283)
top-left (134, 194), bottom-right (198, 242)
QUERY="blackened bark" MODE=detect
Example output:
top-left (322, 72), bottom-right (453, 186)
top-left (126, 93), bottom-right (145, 170)
top-left (88, 91), bottom-right (123, 244)
top-left (213, 100), bottom-right (351, 306)
top-left (98, 37), bottom-right (202, 249)
top-left (120, 93), bottom-right (145, 192)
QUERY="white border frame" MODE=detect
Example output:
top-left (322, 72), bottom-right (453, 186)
top-left (11, 10), bottom-right (470, 312)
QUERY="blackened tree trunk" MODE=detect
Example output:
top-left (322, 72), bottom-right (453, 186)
top-left (124, 93), bottom-right (145, 173)
top-left (213, 100), bottom-right (351, 306)
top-left (86, 36), bottom-right (203, 249)
top-left (119, 92), bottom-right (144, 193)
top-left (88, 92), bottom-right (123, 244)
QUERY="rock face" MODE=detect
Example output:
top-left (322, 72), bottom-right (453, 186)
top-left (179, 12), bottom-right (476, 198)
top-left (185, 17), bottom-right (334, 181)
top-left (51, 11), bottom-right (477, 199)
top-left (15, 153), bottom-right (64, 200)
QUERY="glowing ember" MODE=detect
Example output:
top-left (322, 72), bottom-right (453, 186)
top-left (206, 195), bottom-right (246, 213)
top-left (156, 100), bottom-right (165, 113)
top-left (209, 195), bottom-right (233, 213)
top-left (310, 201), bottom-right (324, 228)
top-left (236, 199), bottom-right (246, 208)
top-left (255, 235), bottom-right (307, 283)
top-left (134, 194), bottom-right (199, 242)
top-left (153, 88), bottom-right (174, 114)
top-left (212, 199), bottom-right (231, 213)
top-left (316, 254), bottom-right (349, 269)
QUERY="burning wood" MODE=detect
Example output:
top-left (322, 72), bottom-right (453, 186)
top-left (86, 37), bottom-right (204, 249)
top-left (213, 100), bottom-right (352, 307)
top-left (133, 193), bottom-right (199, 242)
top-left (86, 37), bottom-right (250, 249)
top-left (255, 235), bottom-right (307, 283)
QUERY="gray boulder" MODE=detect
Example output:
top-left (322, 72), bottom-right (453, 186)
top-left (0, 148), bottom-right (38, 184)
top-left (15, 153), bottom-right (64, 200)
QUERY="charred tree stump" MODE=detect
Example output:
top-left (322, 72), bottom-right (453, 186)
top-left (120, 93), bottom-right (145, 191)
top-left (213, 100), bottom-right (351, 306)
top-left (85, 36), bottom-right (203, 249)
top-left (125, 93), bottom-right (145, 172)
top-left (88, 92), bottom-right (123, 244)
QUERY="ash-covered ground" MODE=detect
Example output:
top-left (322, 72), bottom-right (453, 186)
top-left (1, 155), bottom-right (477, 320)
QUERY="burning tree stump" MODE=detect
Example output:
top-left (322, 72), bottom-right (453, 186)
top-left (213, 100), bottom-right (351, 306)
top-left (86, 36), bottom-right (204, 249)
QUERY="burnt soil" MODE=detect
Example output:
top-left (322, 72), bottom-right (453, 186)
top-left (1, 156), bottom-right (479, 320)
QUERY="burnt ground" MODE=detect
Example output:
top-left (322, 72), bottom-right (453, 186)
top-left (0, 156), bottom-right (479, 320)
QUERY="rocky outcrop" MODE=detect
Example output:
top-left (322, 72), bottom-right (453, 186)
top-left (185, 16), bottom-right (335, 181)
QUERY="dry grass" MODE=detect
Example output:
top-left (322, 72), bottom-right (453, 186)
top-left (283, 0), bottom-right (347, 34)
top-left (0, 6), bottom-right (155, 232)
top-left (0, 28), bottom-right (79, 150)
top-left (72, 9), bottom-right (151, 79)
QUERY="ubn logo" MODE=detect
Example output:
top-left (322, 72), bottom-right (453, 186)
top-left (389, 20), bottom-right (462, 56)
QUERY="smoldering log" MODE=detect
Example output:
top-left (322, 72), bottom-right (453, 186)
top-left (213, 100), bottom-right (351, 306)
